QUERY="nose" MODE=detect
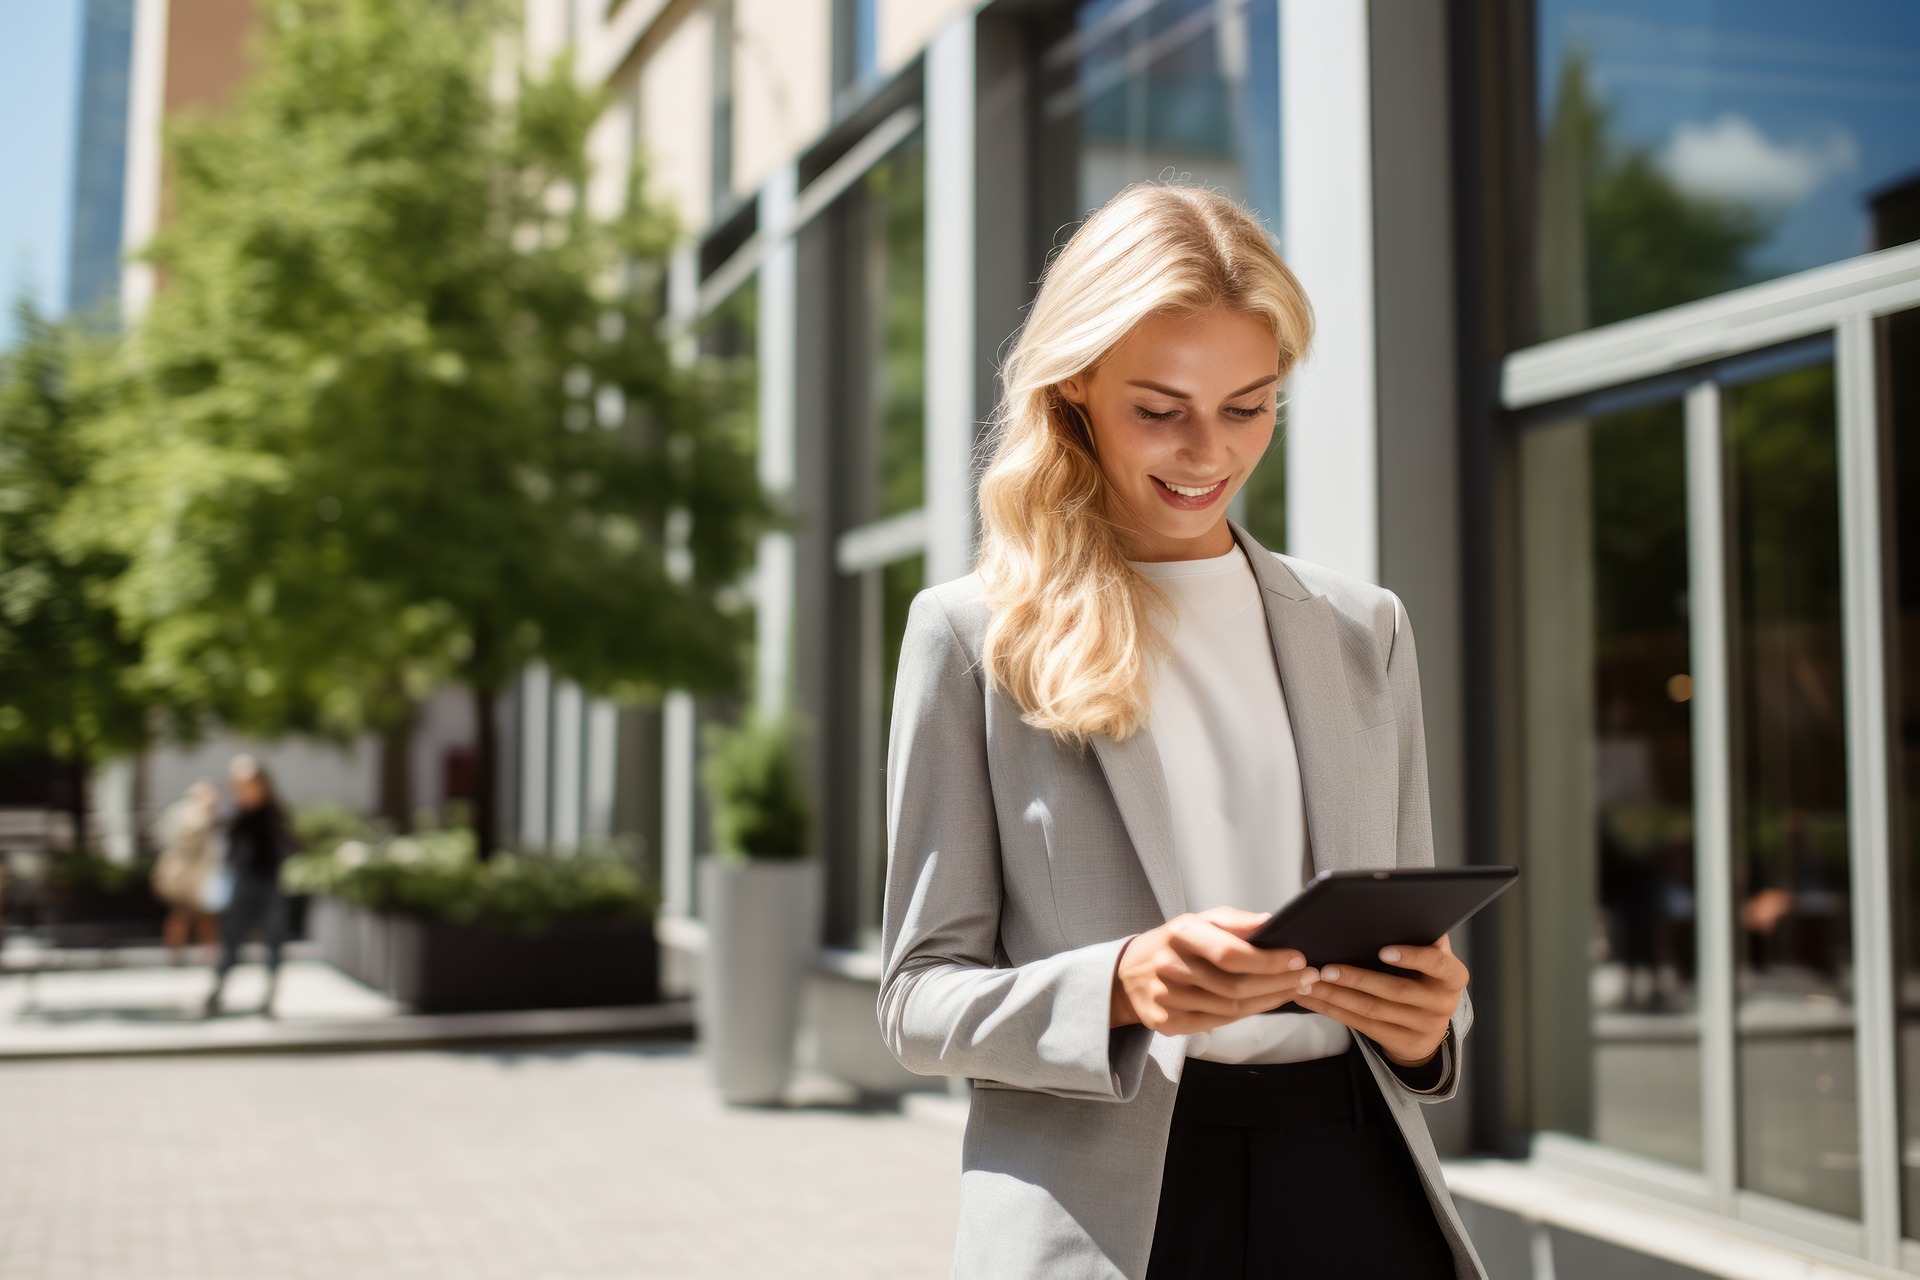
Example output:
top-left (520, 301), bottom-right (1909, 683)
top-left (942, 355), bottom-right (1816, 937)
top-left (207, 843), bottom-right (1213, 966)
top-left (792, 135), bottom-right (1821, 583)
top-left (1175, 416), bottom-right (1231, 472)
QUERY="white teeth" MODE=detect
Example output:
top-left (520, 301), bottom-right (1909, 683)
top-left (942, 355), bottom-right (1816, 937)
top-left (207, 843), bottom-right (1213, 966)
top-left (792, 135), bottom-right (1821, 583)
top-left (1159, 478), bottom-right (1224, 498)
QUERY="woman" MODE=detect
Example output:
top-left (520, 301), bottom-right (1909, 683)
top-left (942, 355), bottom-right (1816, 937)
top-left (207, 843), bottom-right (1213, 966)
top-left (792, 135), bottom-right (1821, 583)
top-left (203, 755), bottom-right (295, 1019)
top-left (877, 183), bottom-right (1484, 1279)
top-left (149, 779), bottom-right (224, 965)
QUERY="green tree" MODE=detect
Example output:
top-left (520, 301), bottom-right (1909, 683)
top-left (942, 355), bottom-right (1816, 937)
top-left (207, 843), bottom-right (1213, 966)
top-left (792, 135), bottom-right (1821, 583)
top-left (75, 0), bottom-right (769, 857)
top-left (0, 305), bottom-right (159, 845)
top-left (1537, 54), bottom-right (1773, 338)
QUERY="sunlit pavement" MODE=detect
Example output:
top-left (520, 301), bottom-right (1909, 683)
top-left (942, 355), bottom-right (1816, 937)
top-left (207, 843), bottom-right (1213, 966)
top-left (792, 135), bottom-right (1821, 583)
top-left (0, 1043), bottom-right (962, 1279)
top-left (0, 947), bottom-right (692, 1059)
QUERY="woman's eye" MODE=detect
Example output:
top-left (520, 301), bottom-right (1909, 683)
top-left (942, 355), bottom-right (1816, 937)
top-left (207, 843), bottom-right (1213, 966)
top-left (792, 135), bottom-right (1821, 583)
top-left (1227, 404), bottom-right (1272, 419)
top-left (1134, 405), bottom-right (1179, 422)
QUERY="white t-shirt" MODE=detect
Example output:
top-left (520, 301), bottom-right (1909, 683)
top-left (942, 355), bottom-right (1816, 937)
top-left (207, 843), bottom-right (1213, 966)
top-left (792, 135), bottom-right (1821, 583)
top-left (1128, 542), bottom-right (1353, 1064)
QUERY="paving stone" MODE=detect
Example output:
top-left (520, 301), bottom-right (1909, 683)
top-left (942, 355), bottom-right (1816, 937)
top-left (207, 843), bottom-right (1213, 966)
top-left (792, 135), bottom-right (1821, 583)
top-left (0, 1044), bottom-right (961, 1279)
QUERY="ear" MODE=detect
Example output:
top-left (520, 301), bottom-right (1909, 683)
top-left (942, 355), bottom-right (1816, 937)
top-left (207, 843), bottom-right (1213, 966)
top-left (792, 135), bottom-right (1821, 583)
top-left (1057, 374), bottom-right (1086, 405)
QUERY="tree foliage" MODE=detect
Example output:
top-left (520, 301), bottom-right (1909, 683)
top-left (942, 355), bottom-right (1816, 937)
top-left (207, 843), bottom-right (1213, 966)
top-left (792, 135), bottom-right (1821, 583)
top-left (0, 306), bottom-right (157, 765)
top-left (71, 0), bottom-right (770, 853)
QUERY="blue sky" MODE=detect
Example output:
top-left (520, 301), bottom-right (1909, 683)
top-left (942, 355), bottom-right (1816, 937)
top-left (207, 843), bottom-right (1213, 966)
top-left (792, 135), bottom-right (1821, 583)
top-left (1538, 0), bottom-right (1920, 278)
top-left (1, 0), bottom-right (83, 348)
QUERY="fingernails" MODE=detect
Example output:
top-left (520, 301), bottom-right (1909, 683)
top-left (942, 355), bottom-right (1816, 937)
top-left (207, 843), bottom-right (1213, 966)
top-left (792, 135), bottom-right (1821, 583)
top-left (1288, 955), bottom-right (1305, 971)
top-left (1323, 966), bottom-right (1341, 981)
top-left (1380, 948), bottom-right (1401, 963)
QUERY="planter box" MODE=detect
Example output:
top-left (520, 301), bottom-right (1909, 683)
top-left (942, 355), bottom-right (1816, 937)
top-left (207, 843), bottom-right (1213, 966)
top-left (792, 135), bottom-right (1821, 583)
top-left (309, 894), bottom-right (660, 1012)
top-left (310, 895), bottom-right (363, 982)
top-left (385, 912), bottom-right (659, 1013)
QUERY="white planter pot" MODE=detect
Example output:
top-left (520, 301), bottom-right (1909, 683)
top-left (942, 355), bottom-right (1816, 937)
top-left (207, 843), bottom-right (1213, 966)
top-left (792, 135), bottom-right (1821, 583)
top-left (695, 856), bottom-right (823, 1105)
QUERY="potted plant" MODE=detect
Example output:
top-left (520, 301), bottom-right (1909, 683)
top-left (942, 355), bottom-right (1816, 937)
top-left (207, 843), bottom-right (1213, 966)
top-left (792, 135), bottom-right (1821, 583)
top-left (696, 710), bottom-right (818, 1105)
top-left (281, 829), bottom-right (661, 1012)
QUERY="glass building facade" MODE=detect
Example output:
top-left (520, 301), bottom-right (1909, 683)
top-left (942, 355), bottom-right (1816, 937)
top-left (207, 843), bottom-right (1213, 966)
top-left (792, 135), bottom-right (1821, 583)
top-left (533, 0), bottom-right (1920, 1270)
top-left (65, 0), bottom-right (135, 322)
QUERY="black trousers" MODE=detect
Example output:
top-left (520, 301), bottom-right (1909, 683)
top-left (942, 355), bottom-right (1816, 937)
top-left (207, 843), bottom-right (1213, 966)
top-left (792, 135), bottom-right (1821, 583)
top-left (1145, 1043), bottom-right (1457, 1279)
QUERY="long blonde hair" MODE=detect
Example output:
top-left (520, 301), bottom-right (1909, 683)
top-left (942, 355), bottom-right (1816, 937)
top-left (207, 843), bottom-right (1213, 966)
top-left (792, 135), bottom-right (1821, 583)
top-left (975, 182), bottom-right (1314, 747)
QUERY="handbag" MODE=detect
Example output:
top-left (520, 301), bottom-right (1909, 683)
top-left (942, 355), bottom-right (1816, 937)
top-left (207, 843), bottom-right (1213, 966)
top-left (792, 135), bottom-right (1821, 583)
top-left (199, 864), bottom-right (235, 914)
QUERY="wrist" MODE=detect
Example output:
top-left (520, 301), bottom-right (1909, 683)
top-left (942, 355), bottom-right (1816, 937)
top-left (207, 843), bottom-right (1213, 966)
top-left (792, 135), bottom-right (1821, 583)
top-left (1109, 934), bottom-right (1140, 1029)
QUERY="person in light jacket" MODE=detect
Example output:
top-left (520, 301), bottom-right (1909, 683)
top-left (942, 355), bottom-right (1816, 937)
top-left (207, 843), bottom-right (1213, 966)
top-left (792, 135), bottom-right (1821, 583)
top-left (149, 779), bottom-right (224, 964)
top-left (877, 182), bottom-right (1486, 1279)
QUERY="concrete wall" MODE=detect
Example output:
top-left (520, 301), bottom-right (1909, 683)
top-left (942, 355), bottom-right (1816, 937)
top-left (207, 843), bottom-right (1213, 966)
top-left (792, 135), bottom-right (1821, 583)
top-left (636, 5), bottom-right (715, 231)
top-left (730, 0), bottom-right (831, 203)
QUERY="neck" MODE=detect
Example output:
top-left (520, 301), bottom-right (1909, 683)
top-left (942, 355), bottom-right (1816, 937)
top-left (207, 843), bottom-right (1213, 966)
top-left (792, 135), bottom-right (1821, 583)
top-left (1117, 517), bottom-right (1236, 563)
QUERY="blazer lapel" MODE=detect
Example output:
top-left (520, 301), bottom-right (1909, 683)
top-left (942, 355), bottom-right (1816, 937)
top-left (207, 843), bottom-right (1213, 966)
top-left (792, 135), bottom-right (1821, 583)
top-left (1227, 518), bottom-right (1363, 876)
top-left (1088, 517), bottom-right (1366, 922)
top-left (1089, 721), bottom-right (1186, 922)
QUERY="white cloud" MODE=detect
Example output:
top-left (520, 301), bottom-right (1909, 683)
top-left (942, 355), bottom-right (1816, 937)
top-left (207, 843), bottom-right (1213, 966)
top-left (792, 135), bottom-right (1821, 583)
top-left (1660, 113), bottom-right (1860, 208)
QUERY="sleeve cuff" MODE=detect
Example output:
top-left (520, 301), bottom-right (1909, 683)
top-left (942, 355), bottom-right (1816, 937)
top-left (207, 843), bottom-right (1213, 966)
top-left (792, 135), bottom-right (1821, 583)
top-left (1380, 1024), bottom-right (1453, 1095)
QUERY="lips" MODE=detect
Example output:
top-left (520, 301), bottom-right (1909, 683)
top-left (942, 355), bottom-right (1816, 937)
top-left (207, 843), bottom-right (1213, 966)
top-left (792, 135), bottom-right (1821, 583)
top-left (1151, 474), bottom-right (1229, 509)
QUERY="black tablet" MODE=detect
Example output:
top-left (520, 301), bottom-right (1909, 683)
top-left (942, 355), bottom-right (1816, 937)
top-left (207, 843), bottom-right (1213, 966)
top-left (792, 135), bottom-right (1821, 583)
top-left (1247, 866), bottom-right (1518, 1012)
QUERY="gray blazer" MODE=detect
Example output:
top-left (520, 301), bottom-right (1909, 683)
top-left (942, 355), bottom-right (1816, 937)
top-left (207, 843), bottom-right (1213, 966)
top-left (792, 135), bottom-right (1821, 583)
top-left (877, 516), bottom-right (1486, 1280)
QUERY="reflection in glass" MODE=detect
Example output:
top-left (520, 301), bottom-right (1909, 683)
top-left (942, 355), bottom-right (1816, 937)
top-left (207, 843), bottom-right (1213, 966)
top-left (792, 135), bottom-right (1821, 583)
top-left (1522, 398), bottom-right (1700, 1170)
top-left (838, 134), bottom-right (925, 525)
top-left (1040, 0), bottom-right (1284, 548)
top-left (1884, 308), bottom-right (1920, 1238)
top-left (1235, 399), bottom-right (1287, 552)
top-left (1725, 357), bottom-right (1858, 1218)
top-left (853, 553), bottom-right (923, 949)
top-left (1041, 0), bottom-right (1280, 228)
top-left (1534, 2), bottom-right (1920, 339)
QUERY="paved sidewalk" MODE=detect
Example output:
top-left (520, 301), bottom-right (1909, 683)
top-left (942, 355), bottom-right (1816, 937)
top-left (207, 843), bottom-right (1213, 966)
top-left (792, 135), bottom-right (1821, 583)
top-left (0, 943), bottom-right (690, 1060)
top-left (0, 1043), bottom-right (962, 1280)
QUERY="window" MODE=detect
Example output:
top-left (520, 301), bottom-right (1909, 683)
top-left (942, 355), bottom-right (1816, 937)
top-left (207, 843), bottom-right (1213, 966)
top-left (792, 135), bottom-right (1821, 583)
top-left (1884, 306), bottom-right (1920, 1240)
top-left (1522, 394), bottom-right (1701, 1171)
top-left (1533, 2), bottom-right (1920, 340)
top-left (1722, 347), bottom-right (1856, 1217)
top-left (1035, 0), bottom-right (1286, 549)
top-left (822, 130), bottom-right (926, 949)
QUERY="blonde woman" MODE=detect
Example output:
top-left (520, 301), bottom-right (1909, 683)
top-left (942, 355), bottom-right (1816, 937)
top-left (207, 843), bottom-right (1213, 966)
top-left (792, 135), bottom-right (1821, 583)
top-left (877, 183), bottom-right (1484, 1279)
top-left (150, 779), bottom-right (224, 964)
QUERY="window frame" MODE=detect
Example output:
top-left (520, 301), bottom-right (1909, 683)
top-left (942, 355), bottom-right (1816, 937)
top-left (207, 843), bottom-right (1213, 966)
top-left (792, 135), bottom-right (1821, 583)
top-left (1501, 239), bottom-right (1920, 1269)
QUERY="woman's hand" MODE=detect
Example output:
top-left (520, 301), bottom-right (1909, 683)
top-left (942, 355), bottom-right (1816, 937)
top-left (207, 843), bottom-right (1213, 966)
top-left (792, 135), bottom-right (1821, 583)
top-left (1289, 934), bottom-right (1468, 1067)
top-left (1110, 907), bottom-right (1319, 1033)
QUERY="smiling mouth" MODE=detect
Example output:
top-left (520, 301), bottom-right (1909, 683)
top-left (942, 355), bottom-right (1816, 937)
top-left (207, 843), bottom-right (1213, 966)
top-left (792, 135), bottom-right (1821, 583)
top-left (1153, 476), bottom-right (1227, 498)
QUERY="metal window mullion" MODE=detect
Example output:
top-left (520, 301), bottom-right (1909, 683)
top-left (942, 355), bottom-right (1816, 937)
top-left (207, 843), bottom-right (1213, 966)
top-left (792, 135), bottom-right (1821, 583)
top-left (855, 567), bottom-right (886, 943)
top-left (1685, 378), bottom-right (1740, 1209)
top-left (1836, 311), bottom-right (1902, 1266)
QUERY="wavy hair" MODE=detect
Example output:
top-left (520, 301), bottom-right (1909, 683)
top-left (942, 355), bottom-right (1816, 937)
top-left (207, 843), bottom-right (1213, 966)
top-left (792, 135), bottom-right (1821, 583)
top-left (975, 182), bottom-right (1314, 747)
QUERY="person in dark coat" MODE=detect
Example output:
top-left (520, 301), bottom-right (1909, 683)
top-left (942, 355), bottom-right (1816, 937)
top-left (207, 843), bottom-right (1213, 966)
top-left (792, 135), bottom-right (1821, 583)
top-left (203, 755), bottom-right (297, 1018)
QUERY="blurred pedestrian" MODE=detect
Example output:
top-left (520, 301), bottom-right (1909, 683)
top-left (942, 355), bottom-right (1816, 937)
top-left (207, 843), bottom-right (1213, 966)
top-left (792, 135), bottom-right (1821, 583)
top-left (203, 755), bottom-right (296, 1018)
top-left (149, 779), bottom-right (225, 965)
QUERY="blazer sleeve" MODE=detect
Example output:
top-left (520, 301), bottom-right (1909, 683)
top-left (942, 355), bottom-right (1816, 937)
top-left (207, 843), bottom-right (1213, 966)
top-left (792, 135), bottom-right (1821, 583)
top-left (875, 588), bottom-right (1155, 1103)
top-left (1379, 588), bottom-right (1474, 1103)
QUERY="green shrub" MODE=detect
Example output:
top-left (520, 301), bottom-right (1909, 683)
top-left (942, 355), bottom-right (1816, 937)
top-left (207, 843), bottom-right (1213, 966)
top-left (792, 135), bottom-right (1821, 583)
top-left (291, 801), bottom-right (372, 857)
top-left (699, 711), bottom-right (811, 861)
top-left (46, 849), bottom-right (156, 895)
top-left (287, 829), bottom-right (657, 935)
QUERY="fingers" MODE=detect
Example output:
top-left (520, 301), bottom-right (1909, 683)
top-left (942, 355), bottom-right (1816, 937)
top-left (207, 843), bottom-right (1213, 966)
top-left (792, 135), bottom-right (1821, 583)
top-left (1296, 974), bottom-right (1431, 1030)
top-left (1290, 993), bottom-right (1437, 1064)
top-left (1373, 936), bottom-right (1468, 985)
top-left (1195, 905), bottom-right (1274, 937)
top-left (1164, 948), bottom-right (1319, 1004)
top-left (1172, 914), bottom-right (1304, 976)
top-left (1313, 962), bottom-right (1454, 1013)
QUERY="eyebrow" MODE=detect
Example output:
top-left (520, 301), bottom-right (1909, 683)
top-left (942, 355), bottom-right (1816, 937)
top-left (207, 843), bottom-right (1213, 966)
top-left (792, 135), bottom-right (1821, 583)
top-left (1124, 374), bottom-right (1279, 399)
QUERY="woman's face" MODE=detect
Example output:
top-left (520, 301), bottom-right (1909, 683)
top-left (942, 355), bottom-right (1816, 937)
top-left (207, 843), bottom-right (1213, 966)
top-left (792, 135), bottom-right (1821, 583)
top-left (233, 773), bottom-right (266, 809)
top-left (1058, 306), bottom-right (1280, 561)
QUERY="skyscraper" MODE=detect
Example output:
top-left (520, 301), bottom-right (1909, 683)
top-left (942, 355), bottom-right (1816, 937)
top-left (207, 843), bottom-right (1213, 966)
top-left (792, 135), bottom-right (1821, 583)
top-left (64, 0), bottom-right (133, 324)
